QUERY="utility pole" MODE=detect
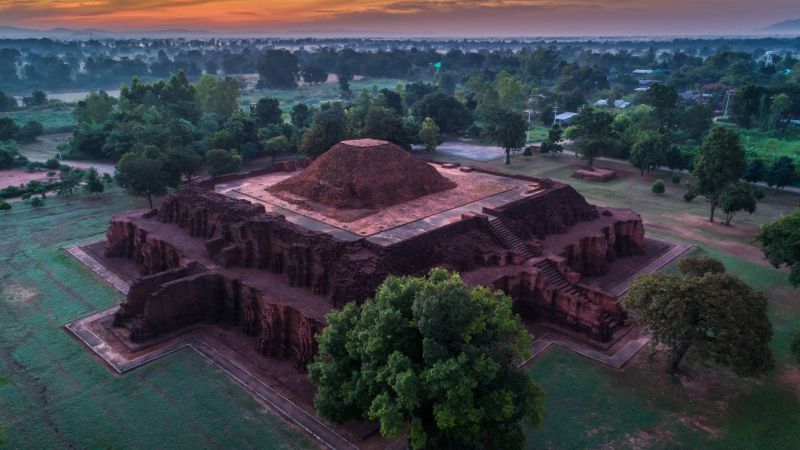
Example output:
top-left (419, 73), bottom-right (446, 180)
top-left (552, 101), bottom-right (559, 127)
top-left (723, 90), bottom-right (732, 121)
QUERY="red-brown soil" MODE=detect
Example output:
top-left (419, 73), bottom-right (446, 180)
top-left (271, 139), bottom-right (456, 209)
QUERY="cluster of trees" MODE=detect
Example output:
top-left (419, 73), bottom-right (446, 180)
top-left (61, 71), bottom-right (471, 205)
top-left (564, 84), bottom-right (712, 171)
top-left (743, 156), bottom-right (797, 189)
top-left (0, 155), bottom-right (110, 207)
top-left (0, 117), bottom-right (44, 144)
top-left (731, 84), bottom-right (800, 133)
top-left (295, 89), bottom-right (448, 157)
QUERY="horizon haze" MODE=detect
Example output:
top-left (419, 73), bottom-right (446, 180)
top-left (1, 0), bottom-right (800, 37)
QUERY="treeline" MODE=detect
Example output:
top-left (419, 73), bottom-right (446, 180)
top-left (2, 36), bottom-right (799, 94)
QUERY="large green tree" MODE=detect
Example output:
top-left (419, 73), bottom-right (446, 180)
top-left (688, 126), bottom-right (746, 222)
top-left (75, 91), bottom-right (113, 125)
top-left (411, 91), bottom-right (473, 135)
top-left (253, 97), bottom-right (283, 127)
top-left (486, 109), bottom-right (527, 165)
top-left (757, 207), bottom-right (800, 286)
top-left (362, 106), bottom-right (412, 150)
top-left (717, 181), bottom-right (757, 226)
top-left (309, 269), bottom-right (545, 450)
top-left (299, 105), bottom-right (346, 156)
top-left (116, 152), bottom-right (170, 209)
top-left (256, 49), bottom-right (299, 89)
top-left (622, 256), bottom-right (774, 375)
top-left (569, 107), bottom-right (616, 166)
top-left (629, 130), bottom-right (669, 175)
top-left (195, 75), bottom-right (239, 116)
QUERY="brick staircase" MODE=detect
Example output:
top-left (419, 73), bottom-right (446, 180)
top-left (533, 259), bottom-right (582, 297)
top-left (488, 217), bottom-right (536, 259)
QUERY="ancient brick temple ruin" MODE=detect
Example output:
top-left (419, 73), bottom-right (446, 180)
top-left (106, 139), bottom-right (645, 369)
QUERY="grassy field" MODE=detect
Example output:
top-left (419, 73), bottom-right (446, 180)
top-left (429, 151), bottom-right (800, 449)
top-left (2, 141), bottom-right (799, 449)
top-left (1, 108), bottom-right (77, 133)
top-left (527, 124), bottom-right (550, 143)
top-left (240, 77), bottom-right (405, 112)
top-left (720, 124), bottom-right (800, 164)
top-left (0, 188), bottom-right (316, 449)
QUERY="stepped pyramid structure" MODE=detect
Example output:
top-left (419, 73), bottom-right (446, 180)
top-left (104, 139), bottom-right (646, 368)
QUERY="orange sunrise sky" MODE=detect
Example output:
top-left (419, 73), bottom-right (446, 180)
top-left (0, 0), bottom-right (798, 36)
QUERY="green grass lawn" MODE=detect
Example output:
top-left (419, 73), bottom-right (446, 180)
top-left (527, 124), bottom-right (550, 143)
top-left (0, 189), bottom-right (315, 449)
top-left (738, 128), bottom-right (800, 164)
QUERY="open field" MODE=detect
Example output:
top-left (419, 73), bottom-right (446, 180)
top-left (737, 127), bottom-right (800, 164)
top-left (0, 188), bottom-right (316, 449)
top-left (240, 77), bottom-right (404, 111)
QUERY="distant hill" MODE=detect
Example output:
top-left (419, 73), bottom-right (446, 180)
top-left (762, 18), bottom-right (800, 33)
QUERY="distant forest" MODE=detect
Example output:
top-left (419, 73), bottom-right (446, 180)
top-left (1, 36), bottom-right (799, 93)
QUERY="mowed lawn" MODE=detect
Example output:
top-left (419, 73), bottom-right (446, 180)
top-left (442, 152), bottom-right (800, 448)
top-left (0, 189), bottom-right (316, 449)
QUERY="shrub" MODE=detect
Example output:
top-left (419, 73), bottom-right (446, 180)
top-left (0, 186), bottom-right (22, 199)
top-left (683, 191), bottom-right (696, 202)
top-left (44, 158), bottom-right (60, 170)
top-left (0, 199), bottom-right (10, 211)
top-left (652, 180), bottom-right (665, 194)
top-left (753, 187), bottom-right (765, 199)
top-left (671, 173), bottom-right (681, 184)
top-left (206, 148), bottom-right (242, 177)
top-left (30, 196), bottom-right (44, 207)
top-left (677, 255), bottom-right (726, 277)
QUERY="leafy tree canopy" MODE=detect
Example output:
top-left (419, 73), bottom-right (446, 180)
top-left (256, 49), bottom-right (299, 89)
top-left (309, 268), bottom-right (544, 450)
top-left (115, 152), bottom-right (170, 209)
top-left (688, 126), bottom-right (746, 222)
top-left (622, 256), bottom-right (774, 376)
top-left (757, 206), bottom-right (800, 286)
top-left (486, 108), bottom-right (527, 165)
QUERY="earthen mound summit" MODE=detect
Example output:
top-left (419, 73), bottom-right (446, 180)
top-left (271, 139), bottom-right (456, 209)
